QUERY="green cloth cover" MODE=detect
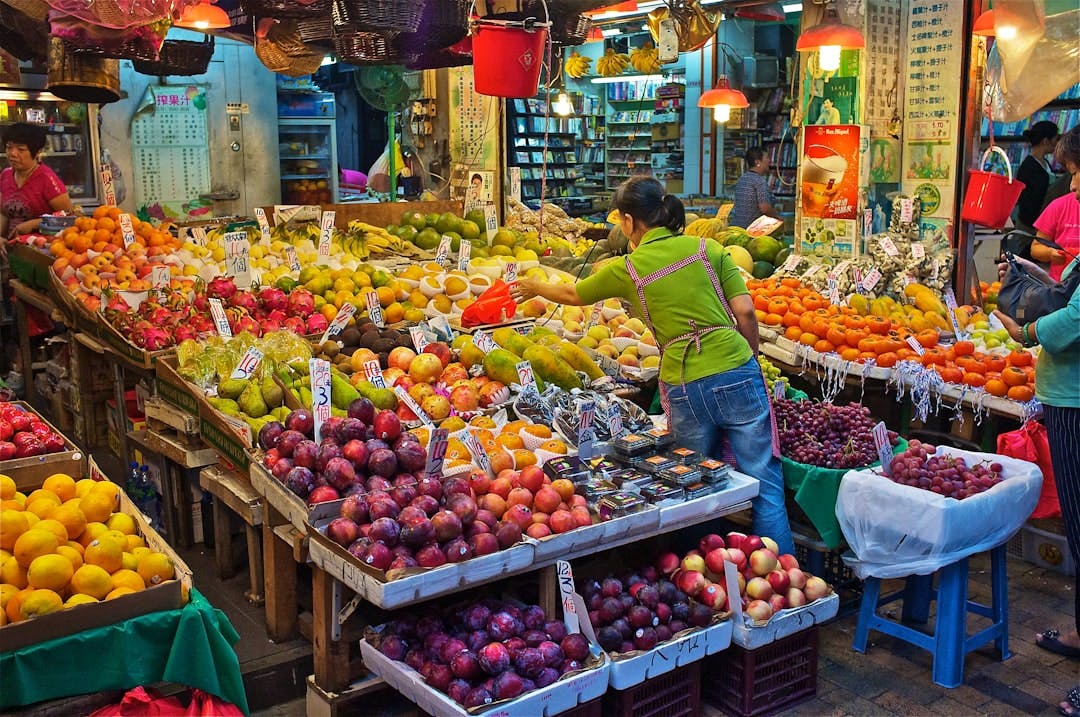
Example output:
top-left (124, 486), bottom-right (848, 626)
top-left (0, 589), bottom-right (249, 714)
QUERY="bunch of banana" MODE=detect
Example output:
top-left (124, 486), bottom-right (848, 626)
top-left (597, 48), bottom-right (630, 77)
top-left (630, 42), bottom-right (661, 73)
top-left (564, 51), bottom-right (592, 78)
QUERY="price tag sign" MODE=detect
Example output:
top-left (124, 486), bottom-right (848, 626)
top-left (773, 379), bottom-right (786, 400)
top-left (457, 241), bottom-right (472, 271)
top-left (410, 326), bottom-right (430, 353)
top-left (863, 208), bottom-right (874, 240)
top-left (208, 298), bottom-right (232, 338)
top-left (900, 198), bottom-right (915, 224)
top-left (851, 267), bottom-right (864, 295)
top-left (556, 560), bottom-right (580, 635)
top-left (905, 335), bottom-right (926, 356)
top-left (118, 213), bottom-right (136, 247)
top-left (363, 360), bottom-right (387, 388)
top-left (911, 241), bottom-right (926, 260)
top-left (827, 278), bottom-right (840, 306)
top-left (515, 361), bottom-right (538, 394)
top-left (285, 245), bottom-right (301, 272)
top-left (802, 264), bottom-right (825, 282)
top-left (484, 204), bottom-right (499, 244)
top-left (424, 428), bottom-right (449, 477)
top-left (365, 291), bottom-right (384, 328)
top-left (226, 253), bottom-right (250, 287)
top-left (829, 260), bottom-right (851, 280)
top-left (230, 346), bottom-right (264, 380)
top-left (151, 265), bottom-right (170, 289)
top-left (509, 167), bottom-right (521, 203)
top-left (780, 253), bottom-right (802, 273)
top-left (607, 401), bottom-right (625, 438)
top-left (394, 386), bottom-right (432, 426)
top-left (463, 430), bottom-right (494, 476)
top-left (503, 261), bottom-right (518, 284)
top-left (472, 330), bottom-right (496, 353)
top-left (880, 236), bottom-right (899, 256)
top-left (872, 421), bottom-right (892, 475)
top-left (310, 358), bottom-right (331, 441)
top-left (435, 235), bottom-right (452, 267)
top-left (318, 210), bottom-right (335, 260)
top-left (191, 226), bottom-right (207, 246)
top-left (254, 207), bottom-right (272, 243)
top-left (321, 303), bottom-right (355, 344)
top-left (943, 288), bottom-right (966, 339)
top-left (584, 302), bottom-right (602, 331)
top-left (100, 164), bottom-right (116, 206)
top-left (861, 268), bottom-right (882, 292)
top-left (577, 399), bottom-right (596, 460)
top-left (428, 315), bottom-right (454, 343)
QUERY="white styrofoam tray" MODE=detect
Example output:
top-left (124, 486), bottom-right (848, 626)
top-left (730, 592), bottom-right (839, 650)
top-left (606, 619), bottom-right (733, 689)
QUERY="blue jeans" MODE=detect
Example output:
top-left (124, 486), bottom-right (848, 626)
top-left (663, 358), bottom-right (795, 555)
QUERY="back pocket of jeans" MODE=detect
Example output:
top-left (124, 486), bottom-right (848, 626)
top-left (709, 379), bottom-right (765, 425)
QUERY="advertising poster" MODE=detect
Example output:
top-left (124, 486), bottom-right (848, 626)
top-left (798, 125), bottom-right (862, 257)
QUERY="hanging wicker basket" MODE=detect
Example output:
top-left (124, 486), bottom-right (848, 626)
top-left (331, 0), bottom-right (423, 34)
top-left (46, 37), bottom-right (121, 104)
top-left (0, 2), bottom-right (48, 61)
top-left (396, 0), bottom-right (471, 55)
top-left (255, 19), bottom-right (324, 77)
top-left (333, 29), bottom-right (416, 65)
top-left (241, 0), bottom-right (328, 19)
top-left (132, 33), bottom-right (213, 76)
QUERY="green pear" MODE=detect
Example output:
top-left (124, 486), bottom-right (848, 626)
top-left (238, 382), bottom-right (269, 419)
top-left (217, 378), bottom-right (249, 400)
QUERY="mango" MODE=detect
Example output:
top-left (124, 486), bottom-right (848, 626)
top-left (556, 341), bottom-right (604, 381)
top-left (527, 326), bottom-right (556, 340)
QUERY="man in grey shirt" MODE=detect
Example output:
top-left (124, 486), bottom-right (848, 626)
top-left (730, 148), bottom-right (780, 228)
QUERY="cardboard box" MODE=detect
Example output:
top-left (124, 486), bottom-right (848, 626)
top-left (3, 401), bottom-right (88, 492)
top-left (0, 457), bottom-right (192, 652)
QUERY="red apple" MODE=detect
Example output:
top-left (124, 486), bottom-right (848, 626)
top-left (409, 353), bottom-right (444, 384)
top-left (745, 577), bottom-right (773, 601)
top-left (704, 548), bottom-right (730, 576)
top-left (726, 548), bottom-right (747, 572)
top-left (741, 535), bottom-right (765, 554)
top-left (766, 569), bottom-right (790, 594)
top-left (656, 552), bottom-right (681, 575)
top-left (786, 568), bottom-right (807, 590)
top-left (749, 549), bottom-right (778, 577)
top-left (388, 346), bottom-right (417, 372)
top-left (680, 553), bottom-right (706, 574)
top-left (422, 342), bottom-right (452, 367)
top-left (778, 553), bottom-right (800, 571)
top-left (804, 576), bottom-right (829, 601)
top-left (725, 531), bottom-right (747, 552)
top-left (745, 599), bottom-right (773, 622)
top-left (675, 570), bottom-right (707, 597)
top-left (768, 594), bottom-right (788, 613)
top-left (785, 587), bottom-right (807, 607)
top-left (699, 533), bottom-right (726, 554)
top-left (761, 536), bottom-right (779, 554)
top-left (518, 465), bottom-right (545, 494)
top-left (699, 582), bottom-right (727, 610)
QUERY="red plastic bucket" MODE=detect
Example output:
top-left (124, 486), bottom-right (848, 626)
top-left (472, 20), bottom-right (548, 98)
top-left (961, 145), bottom-right (1026, 229)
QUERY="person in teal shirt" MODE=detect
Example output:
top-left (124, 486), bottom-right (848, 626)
top-left (512, 177), bottom-right (794, 554)
top-left (994, 126), bottom-right (1080, 717)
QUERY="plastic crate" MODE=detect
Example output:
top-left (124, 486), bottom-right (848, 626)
top-left (602, 661), bottom-right (701, 717)
top-left (702, 627), bottom-right (818, 717)
top-left (561, 698), bottom-right (603, 717)
top-left (793, 537), bottom-right (862, 615)
top-left (1021, 525), bottom-right (1076, 576)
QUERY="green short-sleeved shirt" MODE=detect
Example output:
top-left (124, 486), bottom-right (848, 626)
top-left (576, 227), bottom-right (753, 384)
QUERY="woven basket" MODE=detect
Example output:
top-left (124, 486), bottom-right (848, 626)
top-left (331, 0), bottom-right (422, 33)
top-left (0, 2), bottom-right (48, 61)
top-left (551, 11), bottom-right (590, 44)
top-left (407, 48), bottom-right (471, 70)
top-left (333, 29), bottom-right (415, 65)
top-left (296, 16), bottom-right (334, 42)
top-left (255, 20), bottom-right (323, 77)
top-left (132, 34), bottom-right (213, 75)
top-left (1, 0), bottom-right (48, 22)
top-left (44, 0), bottom-right (172, 29)
top-left (241, 0), bottom-right (327, 19)
top-left (396, 0), bottom-right (470, 55)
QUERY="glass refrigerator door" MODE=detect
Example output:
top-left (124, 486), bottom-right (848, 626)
top-left (278, 119), bottom-right (338, 204)
top-left (0, 92), bottom-right (100, 205)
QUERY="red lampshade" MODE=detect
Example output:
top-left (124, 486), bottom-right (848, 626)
top-left (176, 0), bottom-right (230, 30)
top-left (585, 0), bottom-right (637, 16)
top-left (734, 2), bottom-right (785, 22)
top-left (973, 9), bottom-right (995, 37)
top-left (698, 76), bottom-right (749, 109)
top-left (795, 4), bottom-right (865, 51)
top-left (586, 26), bottom-right (604, 42)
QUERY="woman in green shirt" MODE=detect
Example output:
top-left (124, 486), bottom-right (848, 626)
top-left (512, 178), bottom-right (794, 554)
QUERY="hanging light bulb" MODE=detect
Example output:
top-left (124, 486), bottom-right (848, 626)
top-left (796, 0), bottom-right (864, 72)
top-left (713, 105), bottom-right (731, 123)
top-left (176, 0), bottom-right (230, 29)
top-left (553, 91), bottom-right (573, 117)
top-left (698, 75), bottom-right (748, 124)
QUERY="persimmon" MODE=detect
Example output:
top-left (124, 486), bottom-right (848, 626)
top-left (767, 299), bottom-right (788, 315)
top-left (813, 339), bottom-right (836, 354)
top-left (812, 317), bottom-right (832, 338)
top-left (840, 347), bottom-right (860, 361)
top-left (953, 340), bottom-right (975, 356)
top-left (755, 309), bottom-right (767, 322)
top-left (1007, 350), bottom-right (1032, 367)
top-left (826, 326), bottom-right (847, 347)
top-left (858, 351), bottom-right (878, 362)
top-left (787, 301), bottom-right (806, 315)
top-left (1007, 385), bottom-right (1035, 402)
top-left (985, 355), bottom-right (1006, 372)
top-left (962, 372), bottom-right (987, 388)
top-left (785, 326), bottom-right (803, 341)
top-left (940, 367), bottom-right (963, 384)
top-left (780, 277), bottom-right (800, 288)
top-left (896, 348), bottom-right (916, 361)
top-left (921, 349), bottom-right (947, 367)
top-left (858, 337), bottom-right (879, 353)
top-left (799, 333), bottom-right (819, 347)
top-left (799, 313), bottom-right (817, 334)
top-left (846, 329), bottom-right (868, 348)
top-left (915, 330), bottom-right (939, 348)
top-left (876, 352), bottom-right (898, 368)
top-left (753, 294), bottom-right (770, 311)
top-left (984, 378), bottom-right (1008, 397)
top-left (763, 313), bottom-right (784, 326)
top-left (782, 312), bottom-right (802, 328)
top-left (867, 317), bottom-right (891, 335)
top-left (1002, 366), bottom-right (1028, 387)
top-left (803, 295), bottom-right (824, 311)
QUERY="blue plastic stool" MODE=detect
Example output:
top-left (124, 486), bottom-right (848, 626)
top-left (851, 544), bottom-right (1010, 688)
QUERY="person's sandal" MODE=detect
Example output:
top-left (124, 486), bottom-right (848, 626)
top-left (1038, 629), bottom-right (1080, 658)
top-left (1059, 687), bottom-right (1080, 717)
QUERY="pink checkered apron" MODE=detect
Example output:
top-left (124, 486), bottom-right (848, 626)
top-left (626, 237), bottom-right (781, 460)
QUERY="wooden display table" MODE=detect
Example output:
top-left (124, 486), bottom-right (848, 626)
top-left (199, 464), bottom-right (265, 605)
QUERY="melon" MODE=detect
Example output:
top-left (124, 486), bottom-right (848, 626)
top-left (752, 261), bottom-right (775, 279)
top-left (747, 235), bottom-right (783, 264)
top-left (725, 245), bottom-right (754, 273)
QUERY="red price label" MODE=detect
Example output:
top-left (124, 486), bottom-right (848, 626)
top-left (366, 291), bottom-right (384, 328)
top-left (424, 428), bottom-right (449, 477)
top-left (230, 346), bottom-right (264, 380)
top-left (310, 359), bottom-right (331, 441)
top-left (363, 360), bottom-right (386, 388)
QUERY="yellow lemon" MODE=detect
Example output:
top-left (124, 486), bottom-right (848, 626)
top-left (124, 535), bottom-right (146, 551)
top-left (1, 557), bottom-right (28, 589)
top-left (106, 513), bottom-right (136, 536)
top-left (75, 479), bottom-right (97, 498)
top-left (10, 492), bottom-right (25, 507)
top-left (99, 529), bottom-right (127, 545)
top-left (13, 529), bottom-right (59, 568)
top-left (79, 491), bottom-right (115, 523)
top-left (121, 552), bottom-right (138, 571)
top-left (0, 509), bottom-right (29, 550)
top-left (56, 545), bottom-right (83, 570)
top-left (20, 588), bottom-right (63, 619)
top-left (0, 475), bottom-right (15, 500)
top-left (65, 593), bottom-right (98, 607)
top-left (27, 553), bottom-right (73, 592)
top-left (79, 522), bottom-right (109, 547)
top-left (42, 474), bottom-right (76, 502)
top-left (105, 586), bottom-right (135, 600)
top-left (136, 552), bottom-right (175, 586)
top-left (5, 587), bottom-right (32, 622)
top-left (0, 582), bottom-right (18, 609)
top-left (70, 564), bottom-right (112, 599)
top-left (110, 569), bottom-right (145, 592)
top-left (84, 537), bottom-right (123, 573)
top-left (32, 518), bottom-right (68, 544)
top-left (50, 503), bottom-right (86, 540)
top-left (26, 498), bottom-right (59, 520)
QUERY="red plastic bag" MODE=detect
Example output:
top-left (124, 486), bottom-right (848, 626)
top-left (183, 689), bottom-right (244, 716)
top-left (460, 279), bottom-right (517, 328)
top-left (88, 687), bottom-right (187, 717)
top-left (997, 421), bottom-right (1060, 519)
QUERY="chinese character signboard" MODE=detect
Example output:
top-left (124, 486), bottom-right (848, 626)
top-left (797, 125), bottom-right (863, 257)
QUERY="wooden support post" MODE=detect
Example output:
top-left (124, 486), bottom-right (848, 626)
top-left (264, 507), bottom-right (298, 641)
top-left (538, 564), bottom-right (558, 620)
top-left (213, 498), bottom-right (236, 579)
top-left (246, 523), bottom-right (265, 605)
top-left (312, 566), bottom-right (350, 693)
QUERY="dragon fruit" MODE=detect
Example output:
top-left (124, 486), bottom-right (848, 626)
top-left (192, 291), bottom-right (210, 312)
top-left (228, 290), bottom-right (258, 313)
top-left (130, 320), bottom-right (173, 350)
top-left (259, 287), bottom-right (288, 312)
top-left (104, 293), bottom-right (132, 315)
top-left (207, 276), bottom-right (237, 300)
top-left (287, 288), bottom-right (315, 317)
top-left (146, 306), bottom-right (174, 327)
top-left (233, 315), bottom-right (262, 336)
top-left (172, 325), bottom-right (200, 343)
top-left (191, 315), bottom-right (216, 335)
top-left (305, 314), bottom-right (329, 335)
top-left (283, 316), bottom-right (307, 335)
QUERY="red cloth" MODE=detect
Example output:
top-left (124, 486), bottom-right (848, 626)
top-left (88, 687), bottom-right (186, 716)
top-left (997, 421), bottom-right (1060, 518)
top-left (1, 164), bottom-right (66, 233)
top-left (183, 689), bottom-right (244, 716)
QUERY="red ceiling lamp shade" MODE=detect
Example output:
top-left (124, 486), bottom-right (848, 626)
top-left (698, 75), bottom-right (748, 123)
top-left (734, 2), bottom-right (785, 22)
top-left (796, 1), bottom-right (864, 72)
top-left (585, 0), bottom-right (637, 16)
top-left (973, 9), bottom-right (995, 37)
top-left (586, 26), bottom-right (604, 42)
top-left (175, 0), bottom-right (230, 29)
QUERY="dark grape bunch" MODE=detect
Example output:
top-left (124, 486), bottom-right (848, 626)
top-left (887, 440), bottom-right (1003, 499)
top-left (774, 398), bottom-right (899, 469)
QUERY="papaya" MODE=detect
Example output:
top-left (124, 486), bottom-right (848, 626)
top-left (459, 341), bottom-right (486, 369)
top-left (492, 327), bottom-right (534, 357)
top-left (913, 292), bottom-right (947, 316)
top-left (523, 344), bottom-right (583, 391)
top-left (483, 348), bottom-right (525, 388)
top-left (527, 326), bottom-right (556, 340)
top-left (534, 334), bottom-right (563, 347)
top-left (556, 341), bottom-right (605, 381)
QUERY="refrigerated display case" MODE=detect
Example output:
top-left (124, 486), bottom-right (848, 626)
top-left (0, 89), bottom-right (101, 205)
top-left (278, 119), bottom-right (337, 204)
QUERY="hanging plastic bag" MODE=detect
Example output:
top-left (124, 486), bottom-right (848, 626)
top-left (997, 421), bottom-right (1060, 519)
top-left (460, 279), bottom-right (517, 327)
top-left (88, 687), bottom-right (187, 717)
top-left (183, 689), bottom-right (245, 717)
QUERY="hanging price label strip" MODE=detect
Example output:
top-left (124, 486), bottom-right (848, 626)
top-left (394, 386), bottom-right (433, 426)
top-left (285, 245), bottom-right (301, 272)
top-left (472, 330), bottom-right (496, 353)
top-left (773, 378), bottom-right (787, 400)
top-left (310, 358), bottom-right (331, 441)
top-left (577, 399), bottom-right (596, 460)
top-left (863, 208), bottom-right (874, 240)
top-left (607, 401), bottom-right (625, 438)
top-left (861, 268), bottom-right (882, 292)
top-left (463, 430), bottom-right (494, 476)
top-left (585, 302), bottom-right (602, 331)
top-left (484, 205), bottom-right (499, 244)
top-left (254, 207), bottom-right (272, 243)
top-left (829, 260), bottom-right (851, 280)
top-left (230, 346), bottom-right (264, 380)
top-left (100, 164), bottom-right (117, 206)
top-left (321, 303), bottom-right (355, 344)
top-left (872, 421), bottom-right (892, 475)
top-left (318, 210), bottom-right (336, 260)
top-left (515, 360), bottom-right (538, 394)
top-left (852, 268), bottom-right (865, 295)
top-left (118, 213), bottom-right (136, 247)
top-left (508, 167), bottom-right (521, 203)
top-left (827, 278), bottom-right (840, 306)
top-left (424, 428), bottom-right (449, 477)
top-left (503, 261), bottom-right (518, 284)
top-left (410, 326), bottom-right (430, 353)
top-left (191, 226), bottom-right (207, 246)
top-left (209, 298), bottom-right (232, 338)
top-left (910, 242), bottom-right (925, 260)
top-left (780, 253), bottom-right (802, 273)
top-left (151, 265), bottom-right (170, 289)
top-left (880, 236), bottom-right (899, 256)
top-left (905, 335), bottom-right (926, 355)
top-left (556, 560), bottom-right (580, 635)
top-left (224, 231), bottom-right (251, 286)
top-left (435, 235), bottom-right (452, 267)
top-left (457, 241), bottom-right (471, 271)
top-left (366, 291), bottom-right (384, 328)
top-left (900, 198), bottom-right (915, 224)
top-left (363, 360), bottom-right (387, 388)
top-left (943, 288), bottom-right (966, 339)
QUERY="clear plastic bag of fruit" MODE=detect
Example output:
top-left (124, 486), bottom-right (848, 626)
top-left (835, 445), bottom-right (1042, 579)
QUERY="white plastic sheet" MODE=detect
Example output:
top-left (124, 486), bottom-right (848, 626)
top-left (836, 446), bottom-right (1042, 579)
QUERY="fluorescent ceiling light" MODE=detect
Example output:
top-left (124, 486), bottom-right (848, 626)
top-left (321, 56), bottom-right (336, 66)
top-left (601, 27), bottom-right (622, 36)
top-left (591, 74), bottom-right (664, 84)
top-left (782, 2), bottom-right (802, 11)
